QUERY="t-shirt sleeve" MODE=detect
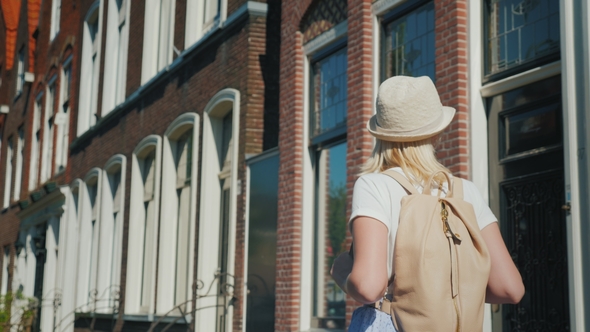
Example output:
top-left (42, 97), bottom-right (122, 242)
top-left (349, 175), bottom-right (391, 232)
top-left (464, 180), bottom-right (497, 230)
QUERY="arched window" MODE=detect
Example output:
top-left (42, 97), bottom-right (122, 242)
top-left (157, 113), bottom-right (200, 314)
top-left (126, 136), bottom-right (161, 314)
top-left (97, 155), bottom-right (126, 312)
top-left (77, 2), bottom-right (102, 135)
top-left (197, 89), bottom-right (240, 331)
top-left (76, 169), bottom-right (101, 310)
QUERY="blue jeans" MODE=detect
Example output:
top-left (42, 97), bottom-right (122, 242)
top-left (348, 306), bottom-right (397, 332)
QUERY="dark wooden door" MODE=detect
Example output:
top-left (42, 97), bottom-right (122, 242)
top-left (488, 75), bottom-right (570, 331)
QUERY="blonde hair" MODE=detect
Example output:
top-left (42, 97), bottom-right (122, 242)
top-left (359, 138), bottom-right (451, 187)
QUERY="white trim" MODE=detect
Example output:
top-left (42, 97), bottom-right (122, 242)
top-left (50, 0), bottom-right (61, 40)
top-left (126, 135), bottom-right (162, 315)
top-left (102, 0), bottom-right (130, 116)
top-left (96, 154), bottom-right (126, 313)
top-left (141, 0), bottom-right (175, 84)
top-left (3, 136), bottom-right (13, 209)
top-left (76, 168), bottom-right (102, 311)
top-left (303, 20), bottom-right (347, 55)
top-left (61, 179), bottom-right (82, 327)
top-left (13, 127), bottom-right (24, 201)
top-left (157, 113), bottom-right (200, 314)
top-left (561, 0), bottom-right (587, 330)
top-left (468, 1), bottom-right (492, 330)
top-left (197, 89), bottom-right (240, 331)
top-left (300, 53), bottom-right (314, 331)
top-left (372, 0), bottom-right (407, 16)
top-left (77, 1), bottom-right (104, 135)
top-left (480, 61), bottom-right (561, 98)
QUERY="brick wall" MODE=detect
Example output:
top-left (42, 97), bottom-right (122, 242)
top-left (434, 0), bottom-right (470, 179)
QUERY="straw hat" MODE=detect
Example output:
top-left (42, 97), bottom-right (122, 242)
top-left (367, 76), bottom-right (455, 142)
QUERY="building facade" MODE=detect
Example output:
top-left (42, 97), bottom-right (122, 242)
top-left (0, 0), bottom-right (280, 331)
top-left (1, 0), bottom-right (590, 332)
top-left (275, 0), bottom-right (590, 331)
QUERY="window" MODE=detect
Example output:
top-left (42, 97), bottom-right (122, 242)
top-left (103, 0), bottom-right (129, 115)
top-left (29, 95), bottom-right (43, 190)
top-left (78, 5), bottom-right (102, 135)
top-left (126, 136), bottom-right (161, 314)
top-left (16, 48), bottom-right (24, 96)
top-left (485, 0), bottom-right (560, 76)
top-left (141, 0), bottom-right (175, 84)
top-left (158, 114), bottom-right (199, 314)
top-left (197, 90), bottom-right (239, 331)
top-left (185, 0), bottom-right (223, 47)
top-left (14, 126), bottom-right (24, 200)
top-left (3, 136), bottom-right (13, 208)
top-left (50, 0), bottom-right (61, 40)
top-left (203, 0), bottom-right (221, 32)
top-left (99, 156), bottom-right (125, 311)
top-left (381, 1), bottom-right (435, 82)
top-left (76, 172), bottom-right (101, 310)
top-left (42, 80), bottom-right (57, 183)
top-left (309, 45), bottom-right (348, 330)
top-left (1, 247), bottom-right (8, 294)
top-left (55, 60), bottom-right (71, 173)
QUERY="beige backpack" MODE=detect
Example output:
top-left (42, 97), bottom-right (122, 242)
top-left (379, 170), bottom-right (491, 332)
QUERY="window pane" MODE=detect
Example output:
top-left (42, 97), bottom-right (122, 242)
top-left (313, 142), bottom-right (347, 328)
top-left (383, 2), bottom-right (435, 82)
top-left (311, 47), bottom-right (348, 137)
top-left (486, 0), bottom-right (560, 75)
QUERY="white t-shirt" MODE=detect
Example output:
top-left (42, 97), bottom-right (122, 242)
top-left (349, 167), bottom-right (497, 277)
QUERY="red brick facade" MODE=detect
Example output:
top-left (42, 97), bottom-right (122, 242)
top-left (0, 1), bottom-right (279, 331)
top-left (277, 0), bottom-right (470, 330)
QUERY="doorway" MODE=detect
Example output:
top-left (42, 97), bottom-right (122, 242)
top-left (487, 75), bottom-right (569, 331)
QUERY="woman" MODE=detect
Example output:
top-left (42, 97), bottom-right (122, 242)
top-left (331, 76), bottom-right (525, 331)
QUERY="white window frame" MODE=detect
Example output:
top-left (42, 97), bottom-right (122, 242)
top-left (1, 247), bottom-right (9, 294)
top-left (75, 168), bottom-right (102, 311)
top-left (96, 155), bottom-right (126, 313)
top-left (55, 56), bottom-right (72, 174)
top-left (185, 0), bottom-right (228, 48)
top-left (15, 48), bottom-right (24, 97)
top-left (50, 0), bottom-right (61, 40)
top-left (157, 113), bottom-right (200, 314)
top-left (126, 135), bottom-right (162, 315)
top-left (14, 126), bottom-right (24, 200)
top-left (29, 93), bottom-right (43, 190)
top-left (141, 0), bottom-right (175, 84)
top-left (196, 89), bottom-right (240, 331)
top-left (102, 0), bottom-right (130, 115)
top-left (41, 77), bottom-right (57, 183)
top-left (3, 136), bottom-right (13, 209)
top-left (77, 1), bottom-right (103, 135)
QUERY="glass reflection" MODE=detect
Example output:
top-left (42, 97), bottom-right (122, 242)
top-left (486, 0), bottom-right (560, 75)
top-left (311, 48), bottom-right (348, 137)
top-left (383, 2), bottom-right (435, 82)
top-left (246, 153), bottom-right (278, 332)
top-left (313, 142), bottom-right (347, 329)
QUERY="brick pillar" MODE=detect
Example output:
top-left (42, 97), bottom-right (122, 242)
top-left (345, 0), bottom-right (376, 326)
top-left (434, 0), bottom-right (470, 179)
top-left (276, 0), bottom-right (313, 330)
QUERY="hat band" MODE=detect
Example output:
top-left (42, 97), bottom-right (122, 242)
top-left (374, 111), bottom-right (445, 136)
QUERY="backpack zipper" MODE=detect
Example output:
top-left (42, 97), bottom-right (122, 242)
top-left (441, 201), bottom-right (462, 332)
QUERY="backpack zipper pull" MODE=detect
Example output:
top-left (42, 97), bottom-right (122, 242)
top-left (441, 201), bottom-right (462, 243)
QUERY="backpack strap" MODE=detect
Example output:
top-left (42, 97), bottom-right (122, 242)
top-left (453, 177), bottom-right (464, 200)
top-left (382, 170), bottom-right (419, 195)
